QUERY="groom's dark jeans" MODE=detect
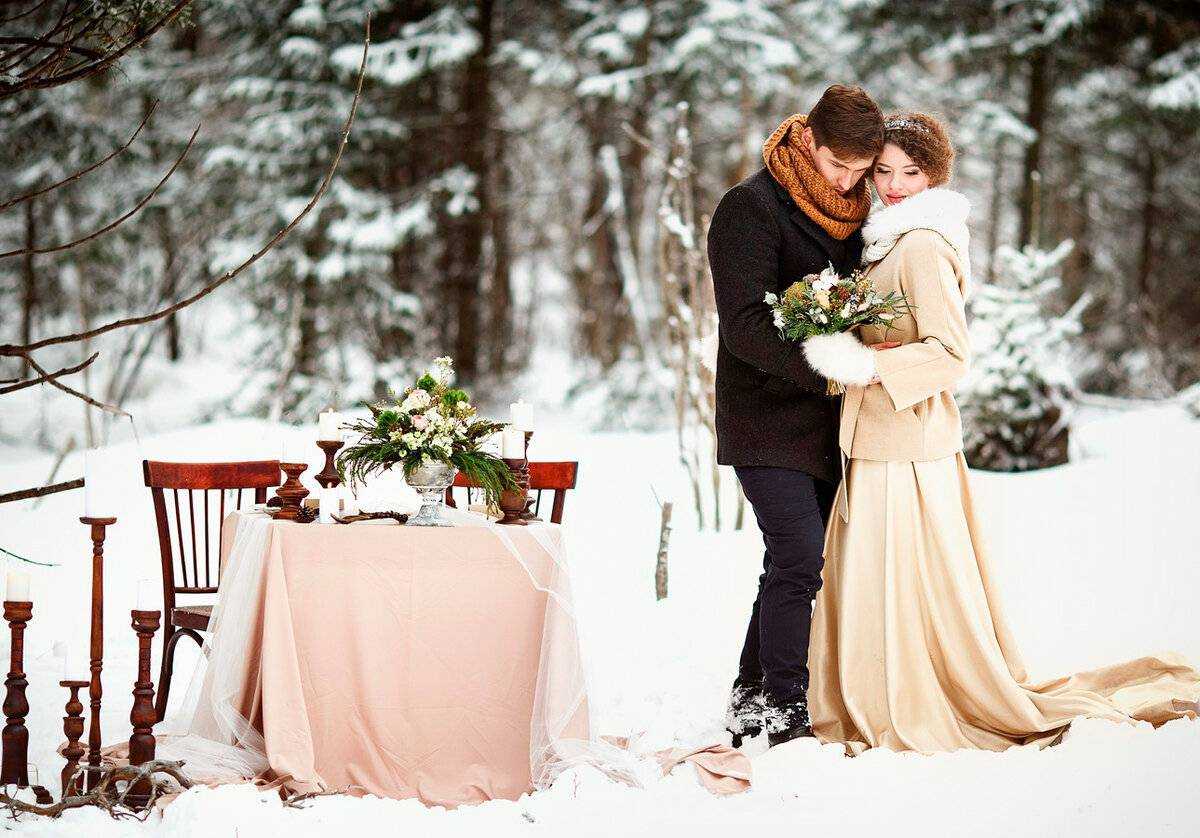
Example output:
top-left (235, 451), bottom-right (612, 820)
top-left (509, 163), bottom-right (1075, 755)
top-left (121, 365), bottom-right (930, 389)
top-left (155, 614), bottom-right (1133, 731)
top-left (734, 466), bottom-right (836, 704)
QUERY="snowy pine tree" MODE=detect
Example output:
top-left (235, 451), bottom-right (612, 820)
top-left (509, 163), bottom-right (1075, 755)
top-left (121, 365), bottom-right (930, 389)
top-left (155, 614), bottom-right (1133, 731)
top-left (960, 240), bottom-right (1088, 472)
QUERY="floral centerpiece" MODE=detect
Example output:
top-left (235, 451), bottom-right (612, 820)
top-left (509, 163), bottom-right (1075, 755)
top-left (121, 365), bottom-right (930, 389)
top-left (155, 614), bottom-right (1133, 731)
top-left (765, 264), bottom-right (912, 394)
top-left (337, 357), bottom-right (517, 526)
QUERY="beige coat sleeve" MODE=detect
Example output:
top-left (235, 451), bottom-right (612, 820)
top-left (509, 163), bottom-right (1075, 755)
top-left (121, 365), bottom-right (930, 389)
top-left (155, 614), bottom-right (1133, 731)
top-left (872, 230), bottom-right (970, 412)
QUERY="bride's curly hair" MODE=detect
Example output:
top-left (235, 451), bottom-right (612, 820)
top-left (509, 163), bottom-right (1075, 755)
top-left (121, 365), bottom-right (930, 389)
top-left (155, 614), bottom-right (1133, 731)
top-left (882, 112), bottom-right (954, 186)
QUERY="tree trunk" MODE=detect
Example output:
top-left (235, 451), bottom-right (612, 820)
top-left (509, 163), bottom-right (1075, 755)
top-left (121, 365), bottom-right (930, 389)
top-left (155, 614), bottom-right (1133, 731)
top-left (1018, 48), bottom-right (1050, 249)
top-left (442, 0), bottom-right (496, 384)
top-left (19, 198), bottom-right (37, 378)
top-left (655, 501), bottom-right (672, 601)
top-left (486, 122), bottom-right (513, 376)
top-left (1137, 145), bottom-right (1159, 351)
top-left (157, 210), bottom-right (181, 361)
top-left (295, 264), bottom-right (321, 381)
top-left (985, 59), bottom-right (1012, 285)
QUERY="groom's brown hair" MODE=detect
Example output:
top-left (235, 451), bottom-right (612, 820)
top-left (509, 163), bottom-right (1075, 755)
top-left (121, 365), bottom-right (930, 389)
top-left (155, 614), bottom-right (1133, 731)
top-left (808, 85), bottom-right (884, 160)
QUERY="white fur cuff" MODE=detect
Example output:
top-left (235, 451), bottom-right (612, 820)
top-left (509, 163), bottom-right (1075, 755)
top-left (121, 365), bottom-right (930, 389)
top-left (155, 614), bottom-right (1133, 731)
top-left (803, 332), bottom-right (876, 386)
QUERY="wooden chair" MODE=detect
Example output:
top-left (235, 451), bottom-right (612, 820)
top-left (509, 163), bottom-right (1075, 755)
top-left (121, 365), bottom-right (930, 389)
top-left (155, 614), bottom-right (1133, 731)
top-left (143, 459), bottom-right (281, 721)
top-left (444, 461), bottom-right (579, 524)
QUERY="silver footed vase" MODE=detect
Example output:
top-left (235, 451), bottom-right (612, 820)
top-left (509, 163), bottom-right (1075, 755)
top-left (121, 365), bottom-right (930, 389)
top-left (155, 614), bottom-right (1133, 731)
top-left (404, 462), bottom-right (457, 527)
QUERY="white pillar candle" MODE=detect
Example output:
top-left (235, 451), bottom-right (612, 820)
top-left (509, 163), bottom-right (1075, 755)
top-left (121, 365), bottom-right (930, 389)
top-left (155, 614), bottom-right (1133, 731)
top-left (318, 489), bottom-right (337, 524)
top-left (135, 578), bottom-right (156, 611)
top-left (83, 448), bottom-right (117, 518)
top-left (6, 570), bottom-right (30, 602)
top-left (501, 427), bottom-right (525, 459)
top-left (509, 400), bottom-right (535, 432)
top-left (340, 487), bottom-right (359, 516)
top-left (318, 410), bottom-right (342, 441)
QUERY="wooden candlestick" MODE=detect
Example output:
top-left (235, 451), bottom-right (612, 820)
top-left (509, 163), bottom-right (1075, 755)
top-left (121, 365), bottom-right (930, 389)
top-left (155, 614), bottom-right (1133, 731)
top-left (1, 600), bottom-right (32, 787)
top-left (315, 440), bottom-right (344, 489)
top-left (273, 463), bottom-right (310, 521)
top-left (80, 515), bottom-right (116, 792)
top-left (519, 431), bottom-right (540, 522)
top-left (497, 458), bottom-right (530, 526)
top-left (59, 679), bottom-right (88, 797)
top-left (127, 609), bottom-right (161, 809)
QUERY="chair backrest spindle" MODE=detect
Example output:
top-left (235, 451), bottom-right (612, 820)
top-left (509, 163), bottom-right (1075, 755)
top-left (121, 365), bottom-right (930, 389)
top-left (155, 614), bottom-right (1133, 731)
top-left (144, 460), bottom-right (282, 615)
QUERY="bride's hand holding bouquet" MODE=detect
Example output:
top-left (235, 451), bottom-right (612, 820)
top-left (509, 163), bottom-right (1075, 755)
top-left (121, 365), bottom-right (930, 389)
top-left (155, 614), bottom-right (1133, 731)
top-left (765, 265), bottom-right (911, 394)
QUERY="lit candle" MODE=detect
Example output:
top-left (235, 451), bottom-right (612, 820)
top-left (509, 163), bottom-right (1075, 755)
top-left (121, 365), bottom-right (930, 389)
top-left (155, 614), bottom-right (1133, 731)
top-left (6, 570), bottom-right (30, 602)
top-left (509, 400), bottom-right (535, 432)
top-left (83, 448), bottom-right (116, 518)
top-left (318, 410), bottom-right (342, 441)
top-left (135, 579), bottom-right (156, 611)
top-left (502, 427), bottom-right (525, 459)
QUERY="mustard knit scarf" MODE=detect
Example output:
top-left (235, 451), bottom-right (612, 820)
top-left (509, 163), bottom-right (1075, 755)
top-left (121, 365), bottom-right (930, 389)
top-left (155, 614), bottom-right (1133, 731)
top-left (762, 113), bottom-right (871, 241)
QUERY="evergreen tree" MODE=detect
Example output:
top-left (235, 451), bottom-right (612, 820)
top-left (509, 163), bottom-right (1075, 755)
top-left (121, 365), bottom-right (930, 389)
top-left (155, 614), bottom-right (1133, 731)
top-left (961, 240), bottom-right (1088, 471)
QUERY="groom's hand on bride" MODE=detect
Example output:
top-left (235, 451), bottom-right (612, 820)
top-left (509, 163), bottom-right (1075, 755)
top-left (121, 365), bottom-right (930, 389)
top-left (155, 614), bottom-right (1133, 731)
top-left (865, 342), bottom-right (898, 385)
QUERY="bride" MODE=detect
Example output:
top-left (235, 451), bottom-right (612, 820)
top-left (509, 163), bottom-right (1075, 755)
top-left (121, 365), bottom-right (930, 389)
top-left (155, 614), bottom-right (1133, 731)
top-left (799, 112), bottom-right (1200, 754)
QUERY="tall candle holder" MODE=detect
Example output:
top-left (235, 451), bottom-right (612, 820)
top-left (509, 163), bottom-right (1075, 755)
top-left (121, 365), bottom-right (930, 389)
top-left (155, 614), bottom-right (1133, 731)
top-left (59, 679), bottom-right (88, 796)
top-left (315, 440), bottom-right (344, 489)
top-left (127, 609), bottom-right (161, 809)
top-left (272, 463), bottom-right (310, 521)
top-left (1, 600), bottom-right (32, 786)
top-left (497, 458), bottom-right (530, 526)
top-left (80, 515), bottom-right (116, 791)
top-left (519, 431), bottom-right (540, 522)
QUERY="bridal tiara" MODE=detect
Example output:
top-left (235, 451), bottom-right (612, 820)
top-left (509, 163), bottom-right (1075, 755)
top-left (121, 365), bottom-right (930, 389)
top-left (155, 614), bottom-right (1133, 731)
top-left (884, 117), bottom-right (932, 134)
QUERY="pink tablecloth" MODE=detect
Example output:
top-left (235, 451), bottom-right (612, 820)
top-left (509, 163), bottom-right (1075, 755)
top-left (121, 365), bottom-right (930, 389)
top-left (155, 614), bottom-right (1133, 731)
top-left (209, 509), bottom-right (590, 806)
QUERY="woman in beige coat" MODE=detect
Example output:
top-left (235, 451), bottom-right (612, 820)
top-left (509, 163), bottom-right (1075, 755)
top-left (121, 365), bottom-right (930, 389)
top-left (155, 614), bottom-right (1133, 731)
top-left (798, 113), bottom-right (1200, 755)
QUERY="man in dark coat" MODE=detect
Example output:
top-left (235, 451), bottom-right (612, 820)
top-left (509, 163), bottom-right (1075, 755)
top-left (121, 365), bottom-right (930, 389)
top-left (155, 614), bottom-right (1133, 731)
top-left (707, 85), bottom-right (884, 747)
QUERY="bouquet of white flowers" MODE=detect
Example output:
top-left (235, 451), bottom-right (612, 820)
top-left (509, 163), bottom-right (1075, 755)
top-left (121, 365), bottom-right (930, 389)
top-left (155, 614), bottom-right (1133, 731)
top-left (766, 265), bottom-right (911, 394)
top-left (337, 357), bottom-right (517, 507)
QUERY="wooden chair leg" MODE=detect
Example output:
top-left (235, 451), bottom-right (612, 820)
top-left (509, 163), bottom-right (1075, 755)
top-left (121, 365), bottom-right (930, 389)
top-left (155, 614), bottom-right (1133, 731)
top-left (154, 626), bottom-right (203, 722)
top-left (155, 626), bottom-right (177, 723)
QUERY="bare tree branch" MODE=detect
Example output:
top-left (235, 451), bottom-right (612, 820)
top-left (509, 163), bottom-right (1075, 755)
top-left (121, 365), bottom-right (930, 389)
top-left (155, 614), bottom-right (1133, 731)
top-left (0, 35), bottom-right (105, 61)
top-left (0, 759), bottom-right (192, 819)
top-left (0, 477), bottom-right (84, 505)
top-left (0, 120), bottom-right (199, 259)
top-left (24, 354), bottom-right (130, 417)
top-left (0, 101), bottom-right (157, 212)
top-left (0, 352), bottom-right (98, 395)
top-left (0, 1), bottom-right (55, 28)
top-left (0, 1), bottom-right (195, 97)
top-left (0, 17), bottom-right (372, 358)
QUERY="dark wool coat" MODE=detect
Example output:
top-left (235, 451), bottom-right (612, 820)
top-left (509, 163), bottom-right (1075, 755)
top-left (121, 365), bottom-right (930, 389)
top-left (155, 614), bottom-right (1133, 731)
top-left (707, 166), bottom-right (865, 486)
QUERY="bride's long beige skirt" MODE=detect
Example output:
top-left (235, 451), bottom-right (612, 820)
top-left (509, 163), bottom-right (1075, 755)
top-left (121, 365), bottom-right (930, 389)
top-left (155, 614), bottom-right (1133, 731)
top-left (808, 452), bottom-right (1200, 756)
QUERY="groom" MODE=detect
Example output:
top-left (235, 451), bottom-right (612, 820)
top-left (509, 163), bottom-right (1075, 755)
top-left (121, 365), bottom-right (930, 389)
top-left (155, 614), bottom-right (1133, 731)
top-left (708, 85), bottom-right (884, 747)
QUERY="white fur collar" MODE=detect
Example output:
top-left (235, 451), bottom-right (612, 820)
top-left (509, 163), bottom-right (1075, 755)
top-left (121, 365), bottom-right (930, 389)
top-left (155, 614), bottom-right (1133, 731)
top-left (860, 187), bottom-right (972, 290)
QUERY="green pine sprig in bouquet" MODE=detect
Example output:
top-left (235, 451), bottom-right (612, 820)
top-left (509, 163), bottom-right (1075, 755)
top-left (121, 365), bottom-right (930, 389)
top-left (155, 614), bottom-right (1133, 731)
top-left (337, 357), bottom-right (518, 508)
top-left (765, 264), bottom-right (912, 342)
top-left (766, 264), bottom-right (913, 395)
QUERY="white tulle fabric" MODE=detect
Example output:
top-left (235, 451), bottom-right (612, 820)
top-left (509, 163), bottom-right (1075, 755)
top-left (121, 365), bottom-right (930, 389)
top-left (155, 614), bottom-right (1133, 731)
top-left (157, 508), bottom-right (629, 791)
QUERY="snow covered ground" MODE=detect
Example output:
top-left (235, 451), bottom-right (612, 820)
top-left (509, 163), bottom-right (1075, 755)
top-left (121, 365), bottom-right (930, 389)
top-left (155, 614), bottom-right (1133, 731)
top-left (1, 399), bottom-right (1198, 836)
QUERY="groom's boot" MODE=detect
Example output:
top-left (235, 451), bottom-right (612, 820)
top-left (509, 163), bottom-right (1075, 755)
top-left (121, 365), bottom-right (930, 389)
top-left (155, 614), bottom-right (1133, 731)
top-left (725, 675), bottom-right (767, 748)
top-left (764, 691), bottom-right (812, 747)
